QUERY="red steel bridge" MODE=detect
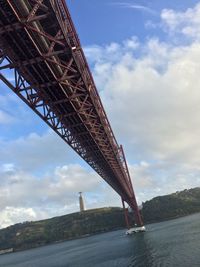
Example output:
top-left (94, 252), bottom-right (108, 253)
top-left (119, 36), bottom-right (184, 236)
top-left (0, 0), bottom-right (143, 227)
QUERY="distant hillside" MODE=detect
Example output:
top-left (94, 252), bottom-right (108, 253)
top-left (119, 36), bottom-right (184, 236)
top-left (0, 207), bottom-right (126, 252)
top-left (142, 187), bottom-right (200, 223)
top-left (1, 187), bottom-right (200, 252)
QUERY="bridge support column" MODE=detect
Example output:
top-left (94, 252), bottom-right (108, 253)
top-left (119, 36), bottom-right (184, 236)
top-left (121, 198), bottom-right (130, 229)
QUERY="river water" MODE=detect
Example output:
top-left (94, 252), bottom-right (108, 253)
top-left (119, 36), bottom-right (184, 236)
top-left (1, 213), bottom-right (200, 267)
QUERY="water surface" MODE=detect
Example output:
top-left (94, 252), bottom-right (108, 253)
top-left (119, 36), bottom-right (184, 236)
top-left (1, 213), bottom-right (200, 267)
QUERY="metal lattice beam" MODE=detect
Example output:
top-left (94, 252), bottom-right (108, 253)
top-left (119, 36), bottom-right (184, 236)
top-left (0, 0), bottom-right (143, 226)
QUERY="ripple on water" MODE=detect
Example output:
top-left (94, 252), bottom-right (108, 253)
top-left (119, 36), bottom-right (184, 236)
top-left (1, 213), bottom-right (200, 267)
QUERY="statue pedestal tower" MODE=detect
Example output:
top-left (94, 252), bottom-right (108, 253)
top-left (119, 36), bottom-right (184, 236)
top-left (79, 192), bottom-right (85, 212)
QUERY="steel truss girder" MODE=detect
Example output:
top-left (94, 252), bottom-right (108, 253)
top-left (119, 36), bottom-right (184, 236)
top-left (0, 0), bottom-right (143, 226)
top-left (0, 66), bottom-right (111, 181)
top-left (0, 59), bottom-right (126, 199)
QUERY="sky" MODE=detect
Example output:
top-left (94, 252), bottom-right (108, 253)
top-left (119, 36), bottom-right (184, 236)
top-left (1, 0), bottom-right (200, 228)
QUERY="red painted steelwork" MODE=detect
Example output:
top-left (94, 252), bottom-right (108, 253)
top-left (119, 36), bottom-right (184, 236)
top-left (0, 0), bottom-right (143, 226)
top-left (122, 198), bottom-right (130, 229)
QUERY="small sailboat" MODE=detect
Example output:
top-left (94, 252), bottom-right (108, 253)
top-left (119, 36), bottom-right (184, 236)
top-left (126, 225), bottom-right (146, 235)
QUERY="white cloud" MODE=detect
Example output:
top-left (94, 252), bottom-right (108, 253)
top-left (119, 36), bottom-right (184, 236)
top-left (86, 37), bottom-right (200, 167)
top-left (84, 4), bottom-right (200, 205)
top-left (129, 161), bottom-right (200, 204)
top-left (0, 109), bottom-right (14, 124)
top-left (0, 130), bottom-right (77, 172)
top-left (0, 207), bottom-right (37, 229)
top-left (161, 3), bottom-right (200, 39)
top-left (0, 163), bottom-right (101, 209)
top-left (0, 163), bottom-right (108, 228)
top-left (112, 2), bottom-right (156, 15)
top-left (0, 93), bottom-right (122, 227)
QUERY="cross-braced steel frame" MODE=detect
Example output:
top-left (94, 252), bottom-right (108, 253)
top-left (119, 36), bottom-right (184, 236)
top-left (0, 0), bottom-right (143, 226)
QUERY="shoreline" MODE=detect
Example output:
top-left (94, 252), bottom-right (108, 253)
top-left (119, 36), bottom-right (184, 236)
top-left (1, 212), bottom-right (200, 255)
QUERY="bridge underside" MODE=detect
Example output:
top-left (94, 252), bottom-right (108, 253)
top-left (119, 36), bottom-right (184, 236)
top-left (0, 0), bottom-right (143, 226)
